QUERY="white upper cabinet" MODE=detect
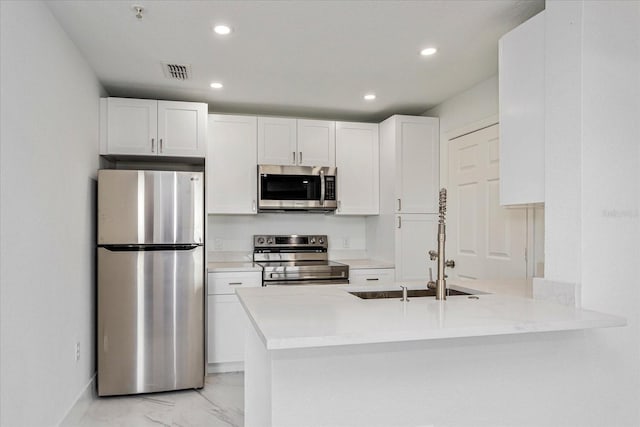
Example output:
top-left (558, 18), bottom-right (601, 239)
top-left (335, 121), bottom-right (379, 215)
top-left (257, 117), bottom-right (297, 165)
top-left (380, 115), bottom-right (439, 214)
top-left (207, 114), bottom-right (258, 214)
top-left (499, 11), bottom-right (545, 205)
top-left (257, 117), bottom-right (335, 166)
top-left (296, 119), bottom-right (335, 166)
top-left (101, 97), bottom-right (207, 157)
top-left (157, 101), bottom-right (207, 156)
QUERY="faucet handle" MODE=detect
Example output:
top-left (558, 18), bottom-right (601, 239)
top-left (428, 250), bottom-right (438, 261)
top-left (400, 285), bottom-right (409, 302)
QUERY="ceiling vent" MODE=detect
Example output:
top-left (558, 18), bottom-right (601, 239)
top-left (162, 63), bottom-right (192, 81)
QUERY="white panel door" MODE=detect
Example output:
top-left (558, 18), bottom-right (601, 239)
top-left (257, 117), bottom-right (297, 165)
top-left (448, 124), bottom-right (527, 281)
top-left (157, 101), bottom-right (207, 157)
top-left (335, 122), bottom-right (379, 215)
top-left (297, 119), bottom-right (336, 166)
top-left (207, 114), bottom-right (258, 214)
top-left (395, 214), bottom-right (438, 281)
top-left (106, 98), bottom-right (157, 155)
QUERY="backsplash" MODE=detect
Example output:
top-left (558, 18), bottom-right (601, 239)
top-left (207, 214), bottom-right (367, 259)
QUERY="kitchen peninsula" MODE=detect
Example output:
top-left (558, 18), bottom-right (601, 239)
top-left (237, 284), bottom-right (625, 427)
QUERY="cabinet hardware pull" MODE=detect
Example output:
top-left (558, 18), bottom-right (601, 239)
top-left (397, 216), bottom-right (402, 229)
top-left (252, 200), bottom-right (256, 212)
top-left (159, 138), bottom-right (163, 153)
top-left (397, 198), bottom-right (402, 211)
top-left (293, 152), bottom-right (296, 164)
top-left (366, 278), bottom-right (379, 281)
top-left (299, 151), bottom-right (303, 164)
top-left (338, 200), bottom-right (342, 211)
top-left (228, 282), bottom-right (243, 285)
top-left (151, 138), bottom-right (155, 153)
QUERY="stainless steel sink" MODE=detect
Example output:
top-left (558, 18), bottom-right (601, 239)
top-left (348, 288), bottom-right (473, 299)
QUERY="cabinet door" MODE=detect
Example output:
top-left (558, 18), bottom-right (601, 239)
top-left (335, 122), bottom-right (379, 215)
top-left (297, 119), bottom-right (336, 166)
top-left (207, 115), bottom-right (258, 214)
top-left (105, 98), bottom-right (157, 155)
top-left (349, 268), bottom-right (395, 286)
top-left (395, 214), bottom-right (438, 281)
top-left (499, 11), bottom-right (545, 205)
top-left (157, 101), bottom-right (207, 157)
top-left (395, 116), bottom-right (439, 213)
top-left (257, 117), bottom-right (297, 165)
top-left (207, 294), bottom-right (245, 364)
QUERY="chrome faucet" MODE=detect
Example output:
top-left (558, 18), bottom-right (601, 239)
top-left (427, 188), bottom-right (455, 300)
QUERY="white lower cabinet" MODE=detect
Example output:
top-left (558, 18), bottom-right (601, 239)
top-left (207, 271), bottom-right (261, 371)
top-left (395, 214), bottom-right (438, 282)
top-left (349, 268), bottom-right (395, 286)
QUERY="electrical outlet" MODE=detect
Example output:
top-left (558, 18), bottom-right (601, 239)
top-left (75, 342), bottom-right (80, 362)
top-left (214, 238), bottom-right (223, 250)
top-left (343, 237), bottom-right (350, 248)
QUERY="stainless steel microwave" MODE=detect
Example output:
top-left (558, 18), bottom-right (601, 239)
top-left (257, 165), bottom-right (337, 212)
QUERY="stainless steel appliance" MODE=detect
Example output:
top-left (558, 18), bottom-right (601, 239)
top-left (253, 234), bottom-right (349, 285)
top-left (257, 165), bottom-right (337, 212)
top-left (97, 169), bottom-right (205, 396)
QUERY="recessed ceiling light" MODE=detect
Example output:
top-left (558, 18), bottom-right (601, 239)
top-left (213, 25), bottom-right (232, 35)
top-left (210, 82), bottom-right (223, 89)
top-left (364, 94), bottom-right (376, 101)
top-left (420, 47), bottom-right (438, 56)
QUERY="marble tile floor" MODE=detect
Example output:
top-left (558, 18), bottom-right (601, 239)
top-left (77, 372), bottom-right (244, 427)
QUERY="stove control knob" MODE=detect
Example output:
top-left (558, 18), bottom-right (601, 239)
top-left (267, 237), bottom-right (274, 245)
top-left (318, 237), bottom-right (325, 244)
top-left (257, 237), bottom-right (265, 245)
top-left (310, 237), bottom-right (316, 244)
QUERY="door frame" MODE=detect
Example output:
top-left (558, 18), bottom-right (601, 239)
top-left (443, 114), bottom-right (537, 280)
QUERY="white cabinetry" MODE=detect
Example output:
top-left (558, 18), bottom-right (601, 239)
top-left (499, 11), bottom-right (545, 205)
top-left (207, 271), bottom-right (261, 371)
top-left (297, 119), bottom-right (335, 166)
top-left (101, 97), bottom-right (207, 157)
top-left (207, 115), bottom-right (258, 214)
top-left (395, 214), bottom-right (438, 281)
top-left (257, 117), bottom-right (335, 166)
top-left (335, 122), bottom-right (379, 215)
top-left (367, 115), bottom-right (439, 281)
top-left (349, 268), bottom-right (395, 286)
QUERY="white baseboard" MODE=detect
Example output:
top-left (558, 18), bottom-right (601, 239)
top-left (208, 361), bottom-right (244, 374)
top-left (58, 374), bottom-right (96, 427)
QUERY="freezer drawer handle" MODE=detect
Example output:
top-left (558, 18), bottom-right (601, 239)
top-left (100, 244), bottom-right (200, 251)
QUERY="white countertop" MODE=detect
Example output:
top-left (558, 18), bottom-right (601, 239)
top-left (236, 284), bottom-right (626, 350)
top-left (207, 261), bottom-right (262, 273)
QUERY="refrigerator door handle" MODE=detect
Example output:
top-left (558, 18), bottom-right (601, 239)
top-left (100, 244), bottom-right (201, 252)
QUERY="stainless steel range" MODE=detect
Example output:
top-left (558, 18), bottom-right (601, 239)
top-left (253, 234), bottom-right (349, 286)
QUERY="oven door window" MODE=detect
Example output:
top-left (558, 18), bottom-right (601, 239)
top-left (260, 175), bottom-right (321, 200)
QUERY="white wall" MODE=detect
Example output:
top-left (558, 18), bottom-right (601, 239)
top-left (0, 2), bottom-right (103, 426)
top-left (542, 0), bottom-right (640, 424)
top-left (424, 75), bottom-right (499, 188)
top-left (208, 214), bottom-right (367, 259)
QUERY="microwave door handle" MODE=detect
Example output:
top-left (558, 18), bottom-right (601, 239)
top-left (320, 169), bottom-right (325, 206)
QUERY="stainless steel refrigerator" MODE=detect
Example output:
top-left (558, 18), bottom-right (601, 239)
top-left (97, 169), bottom-right (205, 396)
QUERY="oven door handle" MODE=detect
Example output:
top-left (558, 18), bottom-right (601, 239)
top-left (320, 169), bottom-right (325, 206)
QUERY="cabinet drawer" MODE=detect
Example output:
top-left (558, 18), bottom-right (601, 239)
top-left (208, 272), bottom-right (262, 295)
top-left (349, 268), bottom-right (395, 286)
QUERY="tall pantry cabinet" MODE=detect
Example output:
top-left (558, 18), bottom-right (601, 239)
top-left (367, 115), bottom-right (439, 281)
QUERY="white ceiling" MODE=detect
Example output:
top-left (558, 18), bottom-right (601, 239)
top-left (47, 0), bottom-right (544, 122)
